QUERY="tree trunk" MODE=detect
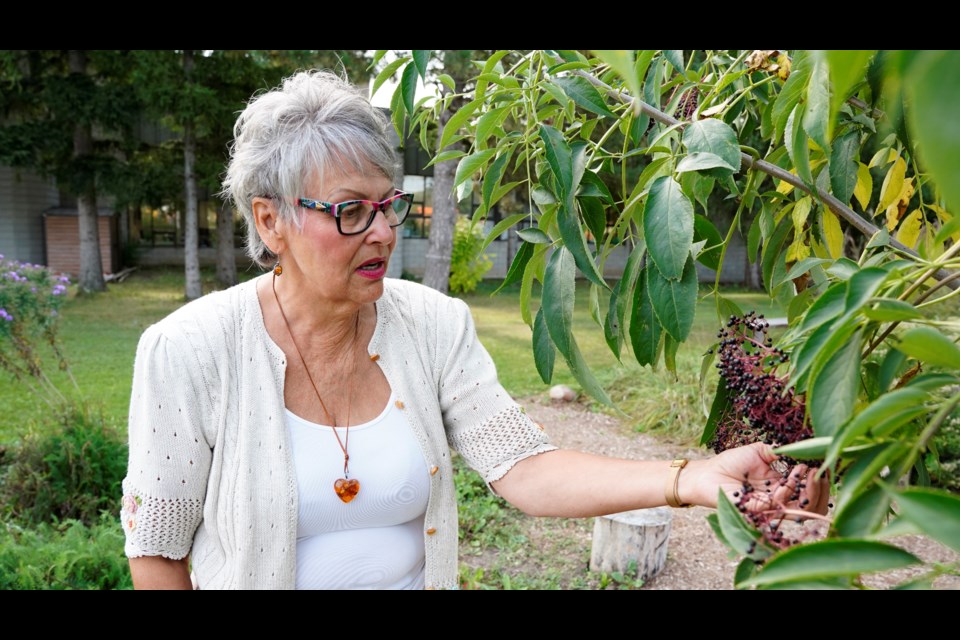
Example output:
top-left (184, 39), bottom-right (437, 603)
top-left (422, 106), bottom-right (458, 294)
top-left (182, 50), bottom-right (202, 300)
top-left (69, 50), bottom-right (105, 293)
top-left (216, 201), bottom-right (238, 288)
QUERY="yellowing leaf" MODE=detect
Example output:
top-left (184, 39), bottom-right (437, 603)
top-left (786, 238), bottom-right (811, 262)
top-left (778, 173), bottom-right (797, 195)
top-left (885, 177), bottom-right (915, 230)
top-left (869, 147), bottom-right (897, 168)
top-left (854, 162), bottom-right (873, 210)
top-left (896, 209), bottom-right (924, 248)
top-left (793, 196), bottom-right (812, 235)
top-left (930, 205), bottom-right (960, 242)
top-left (823, 209), bottom-right (844, 258)
top-left (877, 157), bottom-right (907, 214)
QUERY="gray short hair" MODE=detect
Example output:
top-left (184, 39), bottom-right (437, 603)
top-left (222, 70), bottom-right (397, 268)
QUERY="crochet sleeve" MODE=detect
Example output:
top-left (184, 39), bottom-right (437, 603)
top-left (437, 298), bottom-right (557, 485)
top-left (121, 324), bottom-right (215, 560)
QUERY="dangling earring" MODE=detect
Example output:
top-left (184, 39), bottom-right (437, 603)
top-left (273, 261), bottom-right (283, 277)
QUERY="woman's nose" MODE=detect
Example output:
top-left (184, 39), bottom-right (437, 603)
top-left (365, 208), bottom-right (395, 243)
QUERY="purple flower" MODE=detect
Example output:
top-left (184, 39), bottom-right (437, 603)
top-left (58, 275), bottom-right (70, 284)
top-left (52, 284), bottom-right (66, 296)
top-left (31, 287), bottom-right (37, 293)
top-left (0, 309), bottom-right (12, 322)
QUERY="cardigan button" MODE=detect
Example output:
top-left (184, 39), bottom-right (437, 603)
top-left (395, 400), bottom-right (405, 409)
top-left (370, 353), bottom-right (380, 362)
top-left (430, 466), bottom-right (439, 476)
top-left (426, 527), bottom-right (437, 535)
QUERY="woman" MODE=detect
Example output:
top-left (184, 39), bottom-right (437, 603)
top-left (122, 71), bottom-right (825, 590)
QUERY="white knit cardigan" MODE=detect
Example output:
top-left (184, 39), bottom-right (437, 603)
top-left (121, 275), bottom-right (556, 589)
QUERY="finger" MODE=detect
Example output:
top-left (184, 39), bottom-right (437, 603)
top-left (770, 463), bottom-right (805, 505)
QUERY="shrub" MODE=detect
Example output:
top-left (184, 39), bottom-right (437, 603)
top-left (449, 218), bottom-right (493, 295)
top-left (0, 406), bottom-right (127, 527)
top-left (0, 512), bottom-right (132, 590)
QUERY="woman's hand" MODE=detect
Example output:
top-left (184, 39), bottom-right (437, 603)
top-left (683, 442), bottom-right (830, 516)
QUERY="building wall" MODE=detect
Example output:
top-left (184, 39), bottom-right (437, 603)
top-left (0, 166), bottom-right (59, 265)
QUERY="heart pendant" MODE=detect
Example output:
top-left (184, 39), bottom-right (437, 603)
top-left (334, 478), bottom-right (361, 503)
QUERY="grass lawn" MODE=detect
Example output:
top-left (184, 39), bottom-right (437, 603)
top-left (0, 269), bottom-right (781, 446)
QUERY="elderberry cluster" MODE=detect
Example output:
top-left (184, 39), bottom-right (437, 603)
top-left (731, 473), bottom-right (824, 552)
top-left (710, 312), bottom-right (812, 456)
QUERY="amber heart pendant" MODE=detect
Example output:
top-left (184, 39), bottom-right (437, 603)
top-left (334, 478), bottom-right (361, 503)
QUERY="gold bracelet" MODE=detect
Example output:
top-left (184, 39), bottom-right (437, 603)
top-left (666, 458), bottom-right (692, 508)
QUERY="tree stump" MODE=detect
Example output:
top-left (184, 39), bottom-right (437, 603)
top-left (590, 507), bottom-right (672, 582)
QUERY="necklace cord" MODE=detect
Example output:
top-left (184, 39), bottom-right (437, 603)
top-left (272, 273), bottom-right (358, 478)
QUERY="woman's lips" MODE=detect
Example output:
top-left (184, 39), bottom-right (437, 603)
top-left (356, 259), bottom-right (386, 279)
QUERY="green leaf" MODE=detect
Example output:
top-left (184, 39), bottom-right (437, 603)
top-left (827, 257), bottom-right (861, 280)
top-left (888, 487), bottom-right (960, 553)
top-left (740, 540), bottom-right (920, 588)
top-left (761, 205), bottom-right (795, 294)
top-left (516, 228), bottom-right (551, 244)
top-left (631, 270), bottom-right (662, 367)
top-left (475, 106), bottom-right (511, 150)
top-left (826, 50), bottom-right (875, 128)
top-left (825, 387), bottom-right (930, 470)
top-left (552, 76), bottom-right (616, 118)
top-left (843, 267), bottom-right (890, 316)
top-left (906, 51), bottom-right (960, 212)
top-left (676, 152), bottom-right (737, 174)
top-left (701, 378), bottom-right (730, 446)
top-left (557, 201), bottom-right (607, 289)
top-left (833, 485), bottom-right (892, 538)
top-left (772, 437), bottom-right (832, 460)
top-left (792, 322), bottom-right (847, 391)
top-left (878, 348), bottom-right (907, 394)
top-left (454, 149), bottom-right (496, 189)
top-left (803, 52), bottom-right (831, 154)
top-left (643, 177), bottom-right (694, 280)
top-left (693, 214), bottom-right (724, 271)
top-left (411, 50), bottom-right (430, 80)
top-left (533, 306), bottom-right (556, 384)
top-left (779, 257), bottom-right (832, 288)
top-left (830, 130), bottom-right (860, 206)
top-left (734, 558), bottom-right (759, 587)
top-left (481, 151), bottom-right (510, 213)
top-left (935, 212), bottom-right (960, 244)
top-left (481, 213), bottom-right (526, 252)
top-left (495, 240), bottom-right (534, 294)
top-left (647, 256), bottom-right (698, 342)
top-left (436, 73), bottom-right (455, 93)
top-left (664, 50), bottom-right (685, 74)
top-left (372, 56), bottom-right (408, 98)
top-left (800, 281), bottom-right (846, 332)
top-left (895, 327), bottom-right (960, 369)
top-left (772, 50), bottom-right (811, 141)
top-left (837, 442), bottom-right (907, 510)
top-left (747, 212), bottom-right (762, 263)
top-left (424, 149), bottom-right (467, 169)
top-left (809, 329), bottom-right (862, 437)
top-left (606, 240), bottom-right (646, 359)
top-left (540, 125), bottom-right (573, 196)
top-left (682, 119), bottom-right (742, 175)
top-left (862, 299), bottom-right (924, 322)
top-left (400, 62), bottom-right (418, 117)
top-left (592, 50), bottom-right (643, 108)
top-left (440, 97), bottom-right (483, 151)
top-left (580, 197), bottom-right (607, 243)
top-left (786, 105), bottom-right (813, 185)
top-left (715, 491), bottom-right (765, 558)
top-left (663, 333), bottom-right (679, 375)
top-left (543, 247), bottom-right (577, 363)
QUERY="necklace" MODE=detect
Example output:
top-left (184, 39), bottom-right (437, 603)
top-left (272, 273), bottom-right (361, 504)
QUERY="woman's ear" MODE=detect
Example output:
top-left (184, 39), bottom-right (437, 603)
top-left (252, 197), bottom-right (287, 256)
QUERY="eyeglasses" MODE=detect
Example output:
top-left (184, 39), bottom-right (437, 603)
top-left (296, 189), bottom-right (414, 236)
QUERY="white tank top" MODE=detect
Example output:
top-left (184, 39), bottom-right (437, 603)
top-left (286, 394), bottom-right (431, 589)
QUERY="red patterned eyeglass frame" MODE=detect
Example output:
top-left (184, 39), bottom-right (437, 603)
top-left (296, 189), bottom-right (414, 236)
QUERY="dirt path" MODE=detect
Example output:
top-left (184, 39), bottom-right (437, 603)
top-left (480, 395), bottom-right (960, 590)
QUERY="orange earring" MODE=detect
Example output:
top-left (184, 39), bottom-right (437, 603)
top-left (273, 262), bottom-right (283, 277)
